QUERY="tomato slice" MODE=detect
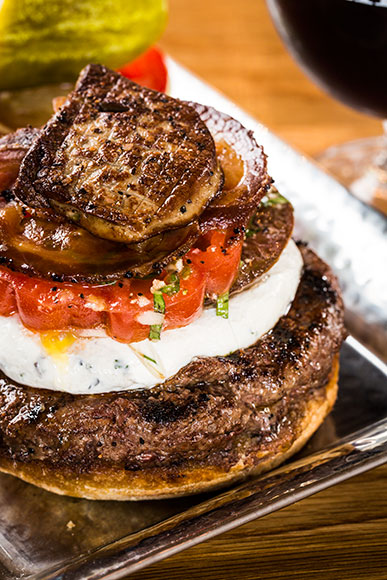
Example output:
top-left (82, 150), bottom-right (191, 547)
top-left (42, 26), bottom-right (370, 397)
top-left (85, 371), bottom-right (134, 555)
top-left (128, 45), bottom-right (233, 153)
top-left (107, 278), bottom-right (153, 343)
top-left (108, 264), bottom-right (206, 342)
top-left (0, 225), bottom-right (241, 341)
top-left (0, 275), bottom-right (16, 316)
top-left (118, 47), bottom-right (167, 92)
top-left (163, 265), bottom-right (206, 330)
top-left (188, 229), bottom-right (243, 297)
top-left (14, 278), bottom-right (105, 332)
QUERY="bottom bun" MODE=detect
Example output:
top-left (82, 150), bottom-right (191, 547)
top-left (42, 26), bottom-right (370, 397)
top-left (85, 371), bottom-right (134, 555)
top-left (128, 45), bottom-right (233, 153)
top-left (0, 357), bottom-right (339, 500)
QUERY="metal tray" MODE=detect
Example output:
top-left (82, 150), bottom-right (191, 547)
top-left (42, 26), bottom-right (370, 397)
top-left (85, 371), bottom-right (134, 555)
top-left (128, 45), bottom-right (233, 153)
top-left (0, 59), bottom-right (386, 580)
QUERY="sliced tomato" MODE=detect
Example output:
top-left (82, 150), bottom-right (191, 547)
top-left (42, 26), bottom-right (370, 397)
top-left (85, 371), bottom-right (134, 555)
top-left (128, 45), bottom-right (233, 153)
top-left (0, 225), bottom-right (240, 341)
top-left (118, 47), bottom-right (167, 92)
top-left (163, 265), bottom-right (206, 330)
top-left (107, 278), bottom-right (153, 343)
top-left (188, 229), bottom-right (243, 297)
top-left (108, 264), bottom-right (206, 342)
top-left (14, 277), bottom-right (105, 331)
top-left (0, 272), bottom-right (16, 316)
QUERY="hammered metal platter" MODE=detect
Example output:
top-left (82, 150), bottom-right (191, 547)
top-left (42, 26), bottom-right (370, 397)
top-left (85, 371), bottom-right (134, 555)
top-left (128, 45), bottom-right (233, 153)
top-left (0, 59), bottom-right (386, 580)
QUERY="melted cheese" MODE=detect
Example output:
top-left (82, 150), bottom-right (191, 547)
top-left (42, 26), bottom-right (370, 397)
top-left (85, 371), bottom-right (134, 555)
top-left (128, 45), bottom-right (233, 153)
top-left (0, 240), bottom-right (303, 395)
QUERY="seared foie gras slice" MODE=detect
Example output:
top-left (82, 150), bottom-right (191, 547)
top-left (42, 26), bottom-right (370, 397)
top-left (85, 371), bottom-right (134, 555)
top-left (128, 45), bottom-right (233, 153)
top-left (13, 64), bottom-right (223, 243)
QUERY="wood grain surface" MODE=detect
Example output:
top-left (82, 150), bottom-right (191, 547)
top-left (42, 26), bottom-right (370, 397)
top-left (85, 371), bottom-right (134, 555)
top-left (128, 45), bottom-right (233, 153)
top-left (132, 1), bottom-right (387, 579)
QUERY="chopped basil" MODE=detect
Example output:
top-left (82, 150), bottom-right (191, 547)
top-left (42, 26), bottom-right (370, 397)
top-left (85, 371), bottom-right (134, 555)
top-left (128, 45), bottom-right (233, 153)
top-left (162, 272), bottom-right (180, 296)
top-left (150, 293), bottom-right (165, 340)
top-left (149, 324), bottom-right (162, 341)
top-left (142, 354), bottom-right (157, 365)
top-left (216, 291), bottom-right (229, 319)
top-left (153, 291), bottom-right (166, 314)
top-left (181, 265), bottom-right (191, 280)
top-left (150, 274), bottom-right (179, 341)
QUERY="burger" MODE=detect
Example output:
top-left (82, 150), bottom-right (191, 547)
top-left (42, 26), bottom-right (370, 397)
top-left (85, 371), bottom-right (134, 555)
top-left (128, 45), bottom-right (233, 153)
top-left (0, 65), bottom-right (346, 500)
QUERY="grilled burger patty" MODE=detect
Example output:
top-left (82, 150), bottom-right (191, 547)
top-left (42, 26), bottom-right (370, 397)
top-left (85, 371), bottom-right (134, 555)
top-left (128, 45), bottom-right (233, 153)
top-left (0, 66), bottom-right (345, 499)
top-left (0, 244), bottom-right (346, 499)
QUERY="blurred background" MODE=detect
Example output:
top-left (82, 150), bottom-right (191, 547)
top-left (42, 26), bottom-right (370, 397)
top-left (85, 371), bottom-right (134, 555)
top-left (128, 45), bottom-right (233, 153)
top-left (162, 0), bottom-right (381, 158)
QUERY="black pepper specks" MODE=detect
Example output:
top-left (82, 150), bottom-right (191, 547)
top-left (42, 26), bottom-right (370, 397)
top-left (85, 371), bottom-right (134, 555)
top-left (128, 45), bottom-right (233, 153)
top-left (51, 273), bottom-right (64, 282)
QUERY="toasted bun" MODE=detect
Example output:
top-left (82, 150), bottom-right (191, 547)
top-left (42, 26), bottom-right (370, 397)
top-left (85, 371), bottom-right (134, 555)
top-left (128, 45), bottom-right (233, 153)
top-left (0, 357), bottom-right (339, 500)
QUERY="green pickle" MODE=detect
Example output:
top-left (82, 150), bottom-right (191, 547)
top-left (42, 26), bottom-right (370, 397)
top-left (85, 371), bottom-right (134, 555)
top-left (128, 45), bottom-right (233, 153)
top-left (0, 0), bottom-right (167, 90)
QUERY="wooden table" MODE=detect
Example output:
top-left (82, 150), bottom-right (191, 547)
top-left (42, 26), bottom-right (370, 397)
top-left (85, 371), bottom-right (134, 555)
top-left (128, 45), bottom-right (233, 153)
top-left (131, 1), bottom-right (387, 579)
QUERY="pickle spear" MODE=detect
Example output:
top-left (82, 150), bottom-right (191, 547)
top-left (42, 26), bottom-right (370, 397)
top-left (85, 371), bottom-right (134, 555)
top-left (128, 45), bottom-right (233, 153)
top-left (0, 0), bottom-right (167, 90)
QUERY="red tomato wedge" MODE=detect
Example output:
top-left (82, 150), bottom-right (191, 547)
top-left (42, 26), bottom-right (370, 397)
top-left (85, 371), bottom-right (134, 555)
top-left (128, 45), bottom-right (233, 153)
top-left (188, 230), bottom-right (243, 296)
top-left (108, 266), bottom-right (206, 342)
top-left (163, 265), bottom-right (206, 330)
top-left (118, 47), bottom-right (168, 92)
top-left (107, 278), bottom-right (155, 343)
top-left (13, 276), bottom-right (106, 332)
top-left (0, 275), bottom-right (16, 316)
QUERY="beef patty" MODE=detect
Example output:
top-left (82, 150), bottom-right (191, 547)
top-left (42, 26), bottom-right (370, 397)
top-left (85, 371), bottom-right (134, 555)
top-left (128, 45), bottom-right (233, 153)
top-left (0, 243), bottom-right (346, 499)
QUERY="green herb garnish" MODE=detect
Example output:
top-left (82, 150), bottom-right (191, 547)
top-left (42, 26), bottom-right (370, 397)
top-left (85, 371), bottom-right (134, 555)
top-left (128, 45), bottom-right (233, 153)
top-left (150, 273), bottom-right (181, 341)
top-left (162, 272), bottom-right (180, 296)
top-left (149, 324), bottom-right (162, 341)
top-left (150, 292), bottom-right (165, 340)
top-left (181, 265), bottom-right (191, 280)
top-left (153, 291), bottom-right (166, 314)
top-left (142, 354), bottom-right (157, 365)
top-left (216, 291), bottom-right (229, 319)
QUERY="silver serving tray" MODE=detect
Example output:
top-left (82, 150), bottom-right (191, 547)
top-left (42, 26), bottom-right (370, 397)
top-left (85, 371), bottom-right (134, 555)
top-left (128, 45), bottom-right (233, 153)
top-left (0, 59), bottom-right (386, 580)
